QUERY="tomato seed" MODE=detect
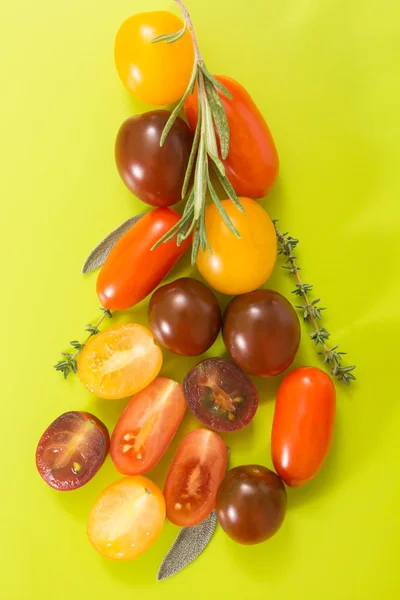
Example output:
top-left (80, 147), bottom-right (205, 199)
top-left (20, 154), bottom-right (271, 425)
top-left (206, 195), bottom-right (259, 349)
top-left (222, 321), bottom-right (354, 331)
top-left (185, 502), bottom-right (191, 511)
top-left (122, 444), bottom-right (133, 453)
top-left (175, 503), bottom-right (182, 510)
top-left (72, 461), bottom-right (82, 473)
top-left (123, 433), bottom-right (135, 441)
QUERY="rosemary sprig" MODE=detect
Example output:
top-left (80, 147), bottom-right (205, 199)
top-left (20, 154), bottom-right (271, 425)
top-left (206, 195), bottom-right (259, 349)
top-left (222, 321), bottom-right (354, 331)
top-left (54, 307), bottom-right (112, 378)
top-left (152, 0), bottom-right (243, 263)
top-left (274, 222), bottom-right (356, 385)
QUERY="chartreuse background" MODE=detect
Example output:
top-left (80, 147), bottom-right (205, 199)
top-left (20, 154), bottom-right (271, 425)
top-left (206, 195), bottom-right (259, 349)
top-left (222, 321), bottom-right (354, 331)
top-left (1, 0), bottom-right (399, 598)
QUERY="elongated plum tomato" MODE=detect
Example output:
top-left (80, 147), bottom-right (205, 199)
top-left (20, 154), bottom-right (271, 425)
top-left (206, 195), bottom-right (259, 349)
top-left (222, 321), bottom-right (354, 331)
top-left (185, 76), bottom-right (279, 198)
top-left (78, 323), bottom-right (162, 400)
top-left (196, 198), bottom-right (277, 295)
top-left (216, 465), bottom-right (287, 545)
top-left (97, 208), bottom-right (191, 310)
top-left (115, 111), bottom-right (193, 207)
top-left (184, 358), bottom-right (258, 432)
top-left (164, 429), bottom-right (228, 527)
top-left (110, 378), bottom-right (186, 475)
top-left (223, 289), bottom-right (301, 377)
top-left (272, 367), bottom-right (336, 487)
top-left (87, 476), bottom-right (165, 560)
top-left (36, 412), bottom-right (109, 491)
top-left (114, 12), bottom-right (194, 105)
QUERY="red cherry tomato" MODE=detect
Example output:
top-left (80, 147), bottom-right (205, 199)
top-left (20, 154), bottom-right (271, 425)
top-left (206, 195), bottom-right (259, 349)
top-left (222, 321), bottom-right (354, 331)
top-left (110, 378), bottom-right (186, 475)
top-left (97, 208), bottom-right (191, 310)
top-left (271, 367), bottom-right (336, 487)
top-left (164, 429), bottom-right (228, 527)
top-left (184, 76), bottom-right (279, 199)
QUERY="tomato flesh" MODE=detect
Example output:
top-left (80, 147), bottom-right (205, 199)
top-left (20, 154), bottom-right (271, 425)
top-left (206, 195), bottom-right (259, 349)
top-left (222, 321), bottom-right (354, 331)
top-left (78, 323), bottom-right (162, 400)
top-left (87, 476), bottom-right (165, 560)
top-left (164, 429), bottom-right (228, 527)
top-left (36, 411), bottom-right (109, 491)
top-left (110, 378), bottom-right (187, 475)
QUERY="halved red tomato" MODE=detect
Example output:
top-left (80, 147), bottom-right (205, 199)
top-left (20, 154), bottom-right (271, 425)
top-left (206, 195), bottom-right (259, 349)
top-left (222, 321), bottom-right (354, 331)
top-left (110, 378), bottom-right (187, 475)
top-left (164, 429), bottom-right (228, 527)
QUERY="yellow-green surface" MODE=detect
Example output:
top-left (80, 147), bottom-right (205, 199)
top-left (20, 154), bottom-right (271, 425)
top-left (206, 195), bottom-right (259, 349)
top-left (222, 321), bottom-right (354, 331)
top-left (1, 0), bottom-right (399, 598)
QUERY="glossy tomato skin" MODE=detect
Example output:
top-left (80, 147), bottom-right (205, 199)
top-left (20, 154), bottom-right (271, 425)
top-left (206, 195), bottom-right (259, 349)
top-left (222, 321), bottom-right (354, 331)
top-left (115, 111), bottom-right (193, 207)
top-left (36, 412), bottom-right (109, 491)
top-left (110, 378), bottom-right (186, 475)
top-left (196, 198), bottom-right (277, 295)
top-left (97, 208), bottom-right (191, 310)
top-left (185, 76), bottom-right (279, 198)
top-left (164, 429), bottom-right (228, 527)
top-left (115, 12), bottom-right (194, 105)
top-left (149, 278), bottom-right (222, 356)
top-left (272, 367), bottom-right (336, 487)
top-left (223, 289), bottom-right (301, 377)
top-left (216, 465), bottom-right (287, 545)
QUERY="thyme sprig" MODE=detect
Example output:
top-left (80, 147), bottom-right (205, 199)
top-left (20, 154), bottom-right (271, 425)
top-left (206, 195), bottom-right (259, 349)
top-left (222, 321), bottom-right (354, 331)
top-left (274, 222), bottom-right (356, 385)
top-left (152, 0), bottom-right (243, 263)
top-left (54, 307), bottom-right (112, 379)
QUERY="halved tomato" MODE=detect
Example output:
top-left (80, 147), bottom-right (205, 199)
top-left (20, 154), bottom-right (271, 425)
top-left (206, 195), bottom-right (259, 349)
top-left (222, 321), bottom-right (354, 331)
top-left (110, 378), bottom-right (187, 475)
top-left (164, 429), bottom-right (228, 527)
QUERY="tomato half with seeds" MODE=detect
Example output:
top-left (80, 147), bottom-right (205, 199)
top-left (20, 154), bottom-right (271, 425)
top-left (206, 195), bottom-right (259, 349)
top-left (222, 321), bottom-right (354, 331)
top-left (184, 358), bottom-right (258, 432)
top-left (110, 378), bottom-right (186, 475)
top-left (164, 429), bottom-right (228, 527)
top-left (87, 476), bottom-right (165, 560)
top-left (36, 412), bottom-right (109, 491)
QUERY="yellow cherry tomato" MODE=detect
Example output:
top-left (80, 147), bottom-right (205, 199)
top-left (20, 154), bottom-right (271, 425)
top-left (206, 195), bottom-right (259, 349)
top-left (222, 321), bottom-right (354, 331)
top-left (114, 11), bottom-right (194, 106)
top-left (196, 198), bottom-right (277, 295)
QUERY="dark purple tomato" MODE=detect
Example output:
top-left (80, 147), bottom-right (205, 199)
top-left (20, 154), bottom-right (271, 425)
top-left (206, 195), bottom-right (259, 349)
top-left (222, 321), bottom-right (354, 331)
top-left (36, 412), bottom-right (110, 491)
top-left (115, 110), bottom-right (193, 207)
top-left (216, 465), bottom-right (287, 544)
top-left (149, 278), bottom-right (222, 356)
top-left (183, 358), bottom-right (258, 432)
top-left (223, 289), bottom-right (301, 377)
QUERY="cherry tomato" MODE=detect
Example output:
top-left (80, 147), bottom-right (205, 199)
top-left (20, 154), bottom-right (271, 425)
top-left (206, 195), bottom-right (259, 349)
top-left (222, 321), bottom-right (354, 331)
top-left (36, 412), bottom-right (109, 491)
top-left (115, 111), bottom-right (193, 207)
top-left (223, 290), bottom-right (301, 377)
top-left (78, 323), bottom-right (162, 400)
top-left (87, 476), bottom-right (165, 560)
top-left (272, 367), bottom-right (336, 487)
top-left (164, 429), bottom-right (228, 527)
top-left (115, 12), bottom-right (194, 105)
top-left (196, 197), bottom-right (277, 295)
top-left (110, 378), bottom-right (186, 475)
top-left (149, 278), bottom-right (221, 356)
top-left (97, 208), bottom-right (191, 310)
top-left (185, 76), bottom-right (279, 198)
top-left (183, 358), bottom-right (258, 432)
top-left (216, 465), bottom-right (287, 545)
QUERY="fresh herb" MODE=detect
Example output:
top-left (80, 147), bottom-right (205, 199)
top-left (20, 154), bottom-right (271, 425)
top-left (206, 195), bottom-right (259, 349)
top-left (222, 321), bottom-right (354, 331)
top-left (274, 222), bottom-right (356, 385)
top-left (152, 0), bottom-right (242, 263)
top-left (54, 308), bottom-right (112, 378)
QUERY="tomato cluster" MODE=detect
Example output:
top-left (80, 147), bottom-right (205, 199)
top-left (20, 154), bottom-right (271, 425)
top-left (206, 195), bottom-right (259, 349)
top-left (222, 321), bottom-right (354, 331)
top-left (39, 7), bottom-right (339, 569)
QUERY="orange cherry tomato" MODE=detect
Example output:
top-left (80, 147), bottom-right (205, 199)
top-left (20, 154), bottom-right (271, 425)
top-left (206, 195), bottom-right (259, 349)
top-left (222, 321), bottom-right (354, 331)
top-left (87, 476), bottom-right (165, 560)
top-left (185, 76), bottom-right (279, 199)
top-left (110, 378), bottom-right (187, 475)
top-left (196, 197), bottom-right (277, 295)
top-left (115, 12), bottom-right (194, 106)
top-left (78, 323), bottom-right (162, 400)
top-left (271, 367), bottom-right (336, 487)
top-left (164, 429), bottom-right (228, 527)
top-left (97, 208), bottom-right (191, 310)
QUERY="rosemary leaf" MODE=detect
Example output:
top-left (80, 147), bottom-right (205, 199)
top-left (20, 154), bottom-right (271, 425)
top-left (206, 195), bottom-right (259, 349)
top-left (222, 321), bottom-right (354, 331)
top-left (208, 175), bottom-right (240, 238)
top-left (160, 64), bottom-right (198, 147)
top-left (182, 110), bottom-right (202, 199)
top-left (203, 95), bottom-right (219, 157)
top-left (212, 164), bottom-right (244, 213)
top-left (204, 78), bottom-right (230, 159)
top-left (191, 228), bottom-right (201, 264)
top-left (152, 22), bottom-right (187, 44)
top-left (199, 65), bottom-right (233, 100)
top-left (193, 136), bottom-right (207, 220)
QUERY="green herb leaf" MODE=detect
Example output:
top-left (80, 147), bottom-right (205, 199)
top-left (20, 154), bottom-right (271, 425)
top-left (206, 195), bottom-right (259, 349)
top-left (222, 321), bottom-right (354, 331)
top-left (193, 136), bottom-right (207, 220)
top-left (208, 175), bottom-right (240, 238)
top-left (160, 64), bottom-right (198, 147)
top-left (204, 78), bottom-right (230, 159)
top-left (199, 65), bottom-right (232, 99)
top-left (212, 164), bottom-right (244, 213)
top-left (152, 22), bottom-right (187, 44)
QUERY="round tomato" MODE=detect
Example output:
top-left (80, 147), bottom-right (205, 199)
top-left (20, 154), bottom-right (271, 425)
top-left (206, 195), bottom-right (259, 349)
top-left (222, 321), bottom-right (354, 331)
top-left (110, 378), bottom-right (186, 475)
top-left (164, 429), bottom-right (228, 527)
top-left (185, 76), bottom-right (279, 198)
top-left (115, 12), bottom-right (194, 105)
top-left (196, 197), bottom-right (277, 295)
top-left (97, 208), bottom-right (191, 310)
top-left (78, 323), bottom-right (162, 400)
top-left (87, 476), bottom-right (165, 560)
top-left (36, 412), bottom-right (109, 491)
top-left (272, 367), bottom-right (336, 487)
top-left (115, 111), bottom-right (193, 207)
